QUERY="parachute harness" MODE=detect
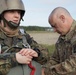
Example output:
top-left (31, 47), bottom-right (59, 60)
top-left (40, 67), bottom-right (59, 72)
top-left (22, 35), bottom-right (36, 75)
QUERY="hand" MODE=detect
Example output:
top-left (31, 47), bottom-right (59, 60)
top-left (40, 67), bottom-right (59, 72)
top-left (42, 68), bottom-right (45, 75)
top-left (16, 52), bottom-right (33, 64)
top-left (19, 48), bottom-right (38, 57)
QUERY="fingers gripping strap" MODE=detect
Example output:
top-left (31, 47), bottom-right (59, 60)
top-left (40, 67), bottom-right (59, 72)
top-left (28, 62), bottom-right (36, 75)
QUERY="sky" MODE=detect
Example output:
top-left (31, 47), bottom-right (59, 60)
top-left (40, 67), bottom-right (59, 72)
top-left (20, 0), bottom-right (76, 27)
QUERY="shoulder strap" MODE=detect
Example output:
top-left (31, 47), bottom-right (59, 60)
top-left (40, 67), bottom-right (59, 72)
top-left (22, 35), bottom-right (31, 48)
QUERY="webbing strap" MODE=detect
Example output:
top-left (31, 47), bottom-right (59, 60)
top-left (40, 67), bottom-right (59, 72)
top-left (28, 62), bottom-right (36, 75)
top-left (22, 36), bottom-right (36, 75)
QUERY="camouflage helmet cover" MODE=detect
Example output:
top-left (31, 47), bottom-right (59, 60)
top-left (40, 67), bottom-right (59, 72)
top-left (0, 0), bottom-right (25, 17)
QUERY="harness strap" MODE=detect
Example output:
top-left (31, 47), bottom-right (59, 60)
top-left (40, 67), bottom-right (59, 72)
top-left (22, 35), bottom-right (36, 75)
top-left (28, 62), bottom-right (36, 75)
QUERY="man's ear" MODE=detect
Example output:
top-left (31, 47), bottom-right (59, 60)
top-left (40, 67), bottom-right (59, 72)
top-left (59, 15), bottom-right (65, 23)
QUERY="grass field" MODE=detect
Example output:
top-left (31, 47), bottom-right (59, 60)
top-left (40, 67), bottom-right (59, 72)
top-left (27, 31), bottom-right (59, 54)
top-left (27, 31), bottom-right (59, 45)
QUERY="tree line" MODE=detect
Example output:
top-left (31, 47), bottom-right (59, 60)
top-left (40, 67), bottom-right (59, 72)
top-left (20, 26), bottom-right (51, 31)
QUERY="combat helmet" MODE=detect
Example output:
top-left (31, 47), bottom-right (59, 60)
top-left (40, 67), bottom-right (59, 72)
top-left (0, 0), bottom-right (25, 29)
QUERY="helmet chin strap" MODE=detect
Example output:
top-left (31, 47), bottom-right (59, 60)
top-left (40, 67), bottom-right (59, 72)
top-left (7, 21), bottom-right (19, 29)
top-left (1, 16), bottom-right (20, 30)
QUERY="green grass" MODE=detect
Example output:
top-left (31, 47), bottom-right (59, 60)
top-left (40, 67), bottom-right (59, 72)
top-left (41, 44), bottom-right (55, 55)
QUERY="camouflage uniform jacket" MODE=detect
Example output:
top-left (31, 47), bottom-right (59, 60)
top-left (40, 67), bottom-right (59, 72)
top-left (44, 20), bottom-right (76, 75)
top-left (0, 28), bottom-right (48, 75)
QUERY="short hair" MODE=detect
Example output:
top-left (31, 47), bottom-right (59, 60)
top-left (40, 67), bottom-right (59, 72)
top-left (50, 7), bottom-right (71, 17)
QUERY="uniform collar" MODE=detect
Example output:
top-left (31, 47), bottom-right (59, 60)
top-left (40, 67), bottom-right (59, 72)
top-left (0, 29), bottom-right (23, 39)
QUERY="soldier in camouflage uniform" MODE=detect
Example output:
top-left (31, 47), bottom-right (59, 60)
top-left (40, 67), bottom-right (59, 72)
top-left (0, 0), bottom-right (48, 75)
top-left (43, 7), bottom-right (76, 75)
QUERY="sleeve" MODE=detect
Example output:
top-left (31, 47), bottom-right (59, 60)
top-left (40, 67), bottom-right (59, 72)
top-left (48, 54), bottom-right (76, 75)
top-left (43, 48), bottom-right (60, 75)
top-left (44, 56), bottom-right (76, 75)
top-left (0, 53), bottom-right (18, 75)
top-left (25, 32), bottom-right (49, 65)
top-left (44, 41), bottom-right (76, 75)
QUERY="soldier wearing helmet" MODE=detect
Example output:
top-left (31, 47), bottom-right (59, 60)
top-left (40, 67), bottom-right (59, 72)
top-left (0, 0), bottom-right (25, 29)
top-left (0, 0), bottom-right (48, 75)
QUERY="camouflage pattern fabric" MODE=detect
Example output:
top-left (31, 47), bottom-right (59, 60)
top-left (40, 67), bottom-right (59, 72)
top-left (0, 28), bottom-right (49, 75)
top-left (44, 20), bottom-right (76, 75)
